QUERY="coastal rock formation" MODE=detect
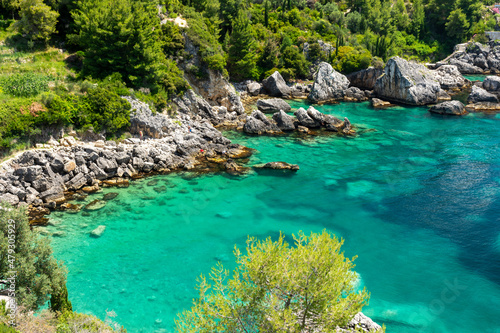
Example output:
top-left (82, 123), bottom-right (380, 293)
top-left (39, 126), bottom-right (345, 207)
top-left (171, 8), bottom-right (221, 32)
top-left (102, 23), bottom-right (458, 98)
top-left (433, 65), bottom-right (471, 91)
top-left (374, 57), bottom-right (442, 105)
top-left (346, 67), bottom-right (384, 90)
top-left (429, 101), bottom-right (466, 115)
top-left (253, 161), bottom-right (300, 172)
top-left (295, 107), bottom-right (321, 128)
top-left (337, 312), bottom-right (382, 333)
top-left (344, 87), bottom-right (368, 102)
top-left (308, 62), bottom-right (350, 103)
top-left (243, 110), bottom-right (282, 135)
top-left (262, 71), bottom-right (291, 98)
top-left (433, 42), bottom-right (500, 74)
top-left (483, 76), bottom-right (500, 92)
top-left (272, 110), bottom-right (296, 131)
top-left (256, 98), bottom-right (292, 113)
top-left (467, 85), bottom-right (499, 104)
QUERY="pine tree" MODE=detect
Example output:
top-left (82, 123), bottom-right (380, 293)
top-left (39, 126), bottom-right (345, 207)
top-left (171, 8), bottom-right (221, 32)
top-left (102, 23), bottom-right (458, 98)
top-left (264, 0), bottom-right (269, 27)
top-left (228, 9), bottom-right (258, 80)
top-left (411, 0), bottom-right (425, 38)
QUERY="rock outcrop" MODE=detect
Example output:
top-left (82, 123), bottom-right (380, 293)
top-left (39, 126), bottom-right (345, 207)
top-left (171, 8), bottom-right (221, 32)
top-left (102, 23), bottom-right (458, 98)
top-left (346, 67), bottom-right (384, 90)
top-left (262, 71), bottom-right (291, 98)
top-left (374, 57), bottom-right (442, 105)
top-left (243, 111), bottom-right (282, 135)
top-left (429, 101), bottom-right (466, 115)
top-left (272, 110), bottom-right (296, 131)
top-left (256, 98), bottom-right (292, 113)
top-left (467, 85), bottom-right (499, 103)
top-left (483, 76), bottom-right (500, 92)
top-left (308, 62), bottom-right (350, 103)
top-left (433, 41), bottom-right (500, 74)
top-left (433, 65), bottom-right (471, 91)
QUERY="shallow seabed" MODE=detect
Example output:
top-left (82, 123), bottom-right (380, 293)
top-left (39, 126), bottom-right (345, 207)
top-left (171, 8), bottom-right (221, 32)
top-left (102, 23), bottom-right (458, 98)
top-left (48, 101), bottom-right (500, 333)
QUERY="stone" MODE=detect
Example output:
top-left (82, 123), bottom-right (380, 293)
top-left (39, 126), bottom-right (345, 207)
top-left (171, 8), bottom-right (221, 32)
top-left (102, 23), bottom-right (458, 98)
top-left (90, 225), bottom-right (106, 238)
top-left (346, 67), bottom-right (384, 90)
top-left (294, 108), bottom-right (320, 128)
top-left (39, 186), bottom-right (65, 203)
top-left (103, 192), bottom-right (119, 201)
top-left (308, 62), bottom-right (350, 103)
top-left (483, 76), bottom-right (500, 91)
top-left (371, 98), bottom-right (393, 108)
top-left (429, 101), bottom-right (466, 116)
top-left (64, 160), bottom-right (77, 173)
top-left (82, 184), bottom-right (100, 193)
top-left (256, 98), bottom-right (292, 113)
top-left (433, 65), bottom-right (470, 90)
top-left (467, 85), bottom-right (499, 103)
top-left (253, 161), bottom-right (300, 172)
top-left (262, 71), bottom-right (291, 98)
top-left (50, 155), bottom-right (65, 173)
top-left (60, 203), bottom-right (82, 213)
top-left (374, 57), bottom-right (441, 105)
top-left (66, 173), bottom-right (87, 191)
top-left (243, 111), bottom-right (281, 135)
top-left (272, 110), bottom-right (296, 131)
top-left (448, 58), bottom-right (483, 74)
top-left (247, 81), bottom-right (262, 96)
top-left (297, 126), bottom-right (309, 133)
top-left (84, 200), bottom-right (107, 211)
top-left (0, 193), bottom-right (19, 205)
top-left (344, 87), bottom-right (368, 101)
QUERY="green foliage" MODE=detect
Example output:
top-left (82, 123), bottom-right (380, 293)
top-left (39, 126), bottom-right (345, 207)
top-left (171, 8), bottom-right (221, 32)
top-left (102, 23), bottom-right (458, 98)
top-left (446, 8), bottom-right (470, 43)
top-left (50, 283), bottom-right (73, 313)
top-left (175, 230), bottom-right (369, 332)
top-left (280, 45), bottom-right (309, 79)
top-left (1, 73), bottom-right (51, 97)
top-left (0, 204), bottom-right (68, 311)
top-left (333, 46), bottom-right (372, 73)
top-left (228, 9), bottom-right (258, 81)
top-left (15, 0), bottom-right (59, 42)
top-left (76, 87), bottom-right (131, 135)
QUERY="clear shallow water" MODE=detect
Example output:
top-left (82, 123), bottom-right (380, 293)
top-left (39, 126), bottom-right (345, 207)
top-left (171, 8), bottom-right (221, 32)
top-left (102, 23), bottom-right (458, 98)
top-left (463, 74), bottom-right (489, 82)
top-left (47, 101), bottom-right (500, 333)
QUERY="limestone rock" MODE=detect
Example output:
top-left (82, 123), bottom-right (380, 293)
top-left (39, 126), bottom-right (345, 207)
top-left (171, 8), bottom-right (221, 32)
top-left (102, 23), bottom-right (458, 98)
top-left (483, 76), bottom-right (500, 91)
top-left (253, 161), bottom-right (300, 172)
top-left (256, 98), bottom-right (291, 113)
top-left (294, 108), bottom-right (321, 128)
top-left (247, 81), bottom-right (262, 96)
top-left (467, 85), bottom-right (499, 104)
top-left (308, 62), bottom-right (350, 103)
top-left (374, 57), bottom-right (441, 105)
top-left (346, 67), bottom-right (384, 90)
top-left (433, 65), bottom-right (470, 90)
top-left (371, 98), bottom-right (393, 108)
top-left (429, 101), bottom-right (466, 116)
top-left (243, 111), bottom-right (281, 135)
top-left (262, 71), bottom-right (291, 98)
top-left (272, 110), bottom-right (296, 131)
top-left (90, 225), bottom-right (106, 238)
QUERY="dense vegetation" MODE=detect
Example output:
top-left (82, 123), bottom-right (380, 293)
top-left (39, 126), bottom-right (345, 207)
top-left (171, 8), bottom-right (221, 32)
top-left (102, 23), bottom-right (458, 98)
top-left (0, 0), bottom-right (496, 153)
top-left (175, 230), bottom-right (380, 332)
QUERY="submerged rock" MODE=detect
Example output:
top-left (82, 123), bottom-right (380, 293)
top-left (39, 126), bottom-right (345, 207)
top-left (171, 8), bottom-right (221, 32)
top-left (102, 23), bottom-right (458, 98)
top-left (90, 225), bottom-right (106, 238)
top-left (253, 161), bottom-right (300, 172)
top-left (429, 101), bottom-right (466, 116)
top-left (60, 203), bottom-right (83, 213)
top-left (103, 192), bottom-right (119, 201)
top-left (84, 200), bottom-right (107, 211)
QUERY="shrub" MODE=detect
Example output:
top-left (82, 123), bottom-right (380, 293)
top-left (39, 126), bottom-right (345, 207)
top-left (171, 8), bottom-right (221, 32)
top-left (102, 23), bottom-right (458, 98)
top-left (1, 73), bottom-right (52, 97)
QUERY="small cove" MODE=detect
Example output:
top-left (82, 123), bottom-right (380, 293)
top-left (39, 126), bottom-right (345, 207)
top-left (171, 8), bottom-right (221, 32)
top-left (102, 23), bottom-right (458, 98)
top-left (48, 101), bottom-right (500, 332)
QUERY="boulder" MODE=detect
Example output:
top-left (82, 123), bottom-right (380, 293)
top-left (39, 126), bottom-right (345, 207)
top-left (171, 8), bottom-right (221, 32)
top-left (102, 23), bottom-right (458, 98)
top-left (344, 87), bottom-right (368, 101)
top-left (0, 193), bottom-right (20, 205)
top-left (64, 160), bottom-right (76, 173)
top-left (294, 108), bottom-right (321, 128)
top-left (346, 67), bottom-right (384, 90)
top-left (247, 81), bottom-right (262, 96)
top-left (374, 57), bottom-right (441, 105)
top-left (467, 85), bottom-right (499, 104)
top-left (483, 76), bottom-right (500, 91)
top-left (429, 101), bottom-right (466, 116)
top-left (262, 71), bottom-right (291, 98)
top-left (308, 62), bottom-right (350, 103)
top-left (243, 111), bottom-right (281, 135)
top-left (272, 111), bottom-right (296, 131)
top-left (253, 161), bottom-right (300, 172)
top-left (371, 98), bottom-right (393, 108)
top-left (256, 98), bottom-right (292, 113)
top-left (433, 65), bottom-right (470, 90)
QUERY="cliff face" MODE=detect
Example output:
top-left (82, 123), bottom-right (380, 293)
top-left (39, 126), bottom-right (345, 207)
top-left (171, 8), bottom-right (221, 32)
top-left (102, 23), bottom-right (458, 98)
top-left (180, 35), bottom-right (245, 115)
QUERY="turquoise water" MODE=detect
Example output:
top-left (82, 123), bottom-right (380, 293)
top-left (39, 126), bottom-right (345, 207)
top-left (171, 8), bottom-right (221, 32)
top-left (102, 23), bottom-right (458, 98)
top-left (463, 74), bottom-right (488, 82)
top-left (47, 101), bottom-right (500, 333)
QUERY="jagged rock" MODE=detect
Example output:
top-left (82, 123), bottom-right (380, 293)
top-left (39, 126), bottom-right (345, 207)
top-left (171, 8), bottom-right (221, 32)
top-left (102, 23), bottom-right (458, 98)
top-left (247, 81), bottom-right (262, 96)
top-left (483, 76), bottom-right (500, 91)
top-left (324, 115), bottom-right (344, 132)
top-left (433, 65), bottom-right (470, 90)
top-left (467, 85), bottom-right (499, 103)
top-left (344, 87), bottom-right (368, 101)
top-left (256, 98), bottom-right (292, 113)
top-left (429, 101), bottom-right (466, 115)
top-left (337, 312), bottom-right (382, 333)
top-left (90, 225), bottom-right (106, 238)
top-left (262, 71), bottom-right (291, 98)
top-left (253, 161), bottom-right (300, 172)
top-left (374, 57), bottom-right (441, 105)
top-left (346, 67), bottom-right (384, 90)
top-left (243, 110), bottom-right (281, 135)
top-left (40, 186), bottom-right (65, 203)
top-left (82, 184), bottom-right (100, 193)
top-left (125, 96), bottom-right (178, 138)
top-left (272, 110), bottom-right (296, 131)
top-left (450, 58), bottom-right (484, 74)
top-left (0, 193), bottom-right (19, 205)
top-left (308, 62), bottom-right (350, 103)
top-left (371, 98), bottom-right (393, 108)
top-left (294, 108), bottom-right (321, 128)
top-left (66, 173), bottom-right (87, 191)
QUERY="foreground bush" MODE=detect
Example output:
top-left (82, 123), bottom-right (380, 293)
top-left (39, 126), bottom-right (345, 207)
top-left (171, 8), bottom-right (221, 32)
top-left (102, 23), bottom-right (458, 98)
top-left (1, 73), bottom-right (52, 97)
top-left (175, 230), bottom-right (370, 332)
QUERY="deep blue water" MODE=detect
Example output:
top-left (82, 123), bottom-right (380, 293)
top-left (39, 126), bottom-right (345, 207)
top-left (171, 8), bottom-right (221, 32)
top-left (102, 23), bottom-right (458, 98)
top-left (46, 101), bottom-right (500, 332)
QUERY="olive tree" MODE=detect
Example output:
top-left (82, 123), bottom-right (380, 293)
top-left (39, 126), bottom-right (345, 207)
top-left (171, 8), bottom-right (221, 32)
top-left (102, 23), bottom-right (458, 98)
top-left (0, 203), bottom-right (70, 312)
top-left (175, 230), bottom-right (371, 332)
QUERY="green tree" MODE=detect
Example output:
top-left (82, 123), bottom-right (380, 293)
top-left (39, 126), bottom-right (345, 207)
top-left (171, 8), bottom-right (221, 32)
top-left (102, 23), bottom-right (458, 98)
top-left (0, 204), bottom-right (69, 312)
top-left (15, 0), bottom-right (59, 42)
top-left (228, 9), bottom-right (258, 80)
top-left (446, 8), bottom-right (470, 42)
top-left (175, 230), bottom-right (370, 332)
top-left (71, 0), bottom-right (167, 90)
top-left (410, 0), bottom-right (425, 38)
